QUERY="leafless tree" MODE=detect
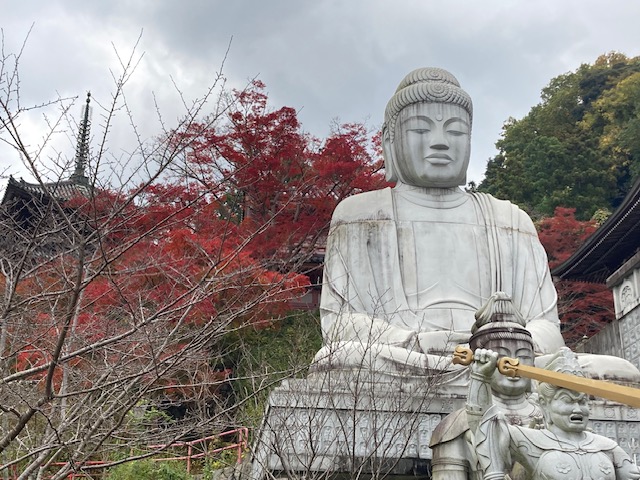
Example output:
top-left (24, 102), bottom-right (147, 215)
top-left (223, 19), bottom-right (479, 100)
top-left (0, 35), bottom-right (317, 480)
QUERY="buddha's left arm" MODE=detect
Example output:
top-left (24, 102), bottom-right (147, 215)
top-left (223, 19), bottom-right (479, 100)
top-left (526, 318), bottom-right (565, 355)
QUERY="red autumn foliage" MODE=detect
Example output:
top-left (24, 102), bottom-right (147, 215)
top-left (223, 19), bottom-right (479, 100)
top-left (176, 80), bottom-right (387, 269)
top-left (537, 207), bottom-right (614, 347)
top-left (6, 81), bottom-right (386, 401)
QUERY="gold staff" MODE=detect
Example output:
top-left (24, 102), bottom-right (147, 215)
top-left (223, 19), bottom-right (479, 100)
top-left (452, 345), bottom-right (640, 408)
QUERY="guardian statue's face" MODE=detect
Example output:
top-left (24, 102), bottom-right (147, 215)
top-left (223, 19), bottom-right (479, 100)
top-left (392, 102), bottom-right (471, 188)
top-left (483, 338), bottom-right (533, 397)
top-left (545, 389), bottom-right (589, 433)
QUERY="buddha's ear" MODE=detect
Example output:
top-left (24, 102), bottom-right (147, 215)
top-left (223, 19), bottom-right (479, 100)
top-left (382, 128), bottom-right (398, 182)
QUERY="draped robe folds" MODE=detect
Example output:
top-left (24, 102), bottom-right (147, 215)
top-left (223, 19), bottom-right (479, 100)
top-left (313, 187), bottom-right (564, 375)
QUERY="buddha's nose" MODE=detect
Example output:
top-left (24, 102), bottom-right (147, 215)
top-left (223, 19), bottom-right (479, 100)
top-left (431, 137), bottom-right (449, 150)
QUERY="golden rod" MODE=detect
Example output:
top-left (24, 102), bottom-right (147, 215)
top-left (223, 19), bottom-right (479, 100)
top-left (452, 346), bottom-right (640, 408)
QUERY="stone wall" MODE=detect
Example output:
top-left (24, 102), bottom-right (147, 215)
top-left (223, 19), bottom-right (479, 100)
top-left (250, 374), bottom-right (464, 479)
top-left (604, 254), bottom-right (640, 371)
top-left (580, 319), bottom-right (622, 358)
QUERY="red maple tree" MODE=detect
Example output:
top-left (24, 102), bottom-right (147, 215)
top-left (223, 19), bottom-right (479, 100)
top-left (175, 80), bottom-right (387, 270)
top-left (537, 207), bottom-right (614, 347)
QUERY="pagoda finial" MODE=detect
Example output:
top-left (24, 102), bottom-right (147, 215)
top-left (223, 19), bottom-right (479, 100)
top-left (69, 92), bottom-right (91, 185)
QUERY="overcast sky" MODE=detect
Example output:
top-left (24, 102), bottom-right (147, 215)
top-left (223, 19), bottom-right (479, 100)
top-left (1, 0), bottom-right (640, 186)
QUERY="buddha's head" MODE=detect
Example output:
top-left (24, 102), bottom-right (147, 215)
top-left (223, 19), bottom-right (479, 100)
top-left (383, 68), bottom-right (472, 188)
top-left (471, 292), bottom-right (533, 397)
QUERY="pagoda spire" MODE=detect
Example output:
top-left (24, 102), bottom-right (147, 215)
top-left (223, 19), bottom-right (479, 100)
top-left (69, 92), bottom-right (91, 185)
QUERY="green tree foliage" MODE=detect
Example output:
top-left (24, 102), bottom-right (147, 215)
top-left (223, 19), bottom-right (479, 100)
top-left (583, 71), bottom-right (640, 191)
top-left (226, 311), bottom-right (322, 427)
top-left (480, 53), bottom-right (640, 219)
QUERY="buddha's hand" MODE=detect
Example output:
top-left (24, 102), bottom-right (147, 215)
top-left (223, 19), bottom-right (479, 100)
top-left (417, 331), bottom-right (470, 355)
top-left (471, 348), bottom-right (498, 380)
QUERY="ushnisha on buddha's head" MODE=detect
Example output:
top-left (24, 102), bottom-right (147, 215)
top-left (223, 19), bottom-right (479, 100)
top-left (383, 67), bottom-right (473, 189)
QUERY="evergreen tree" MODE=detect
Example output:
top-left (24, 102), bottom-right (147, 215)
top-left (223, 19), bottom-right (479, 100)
top-left (480, 53), bottom-right (640, 219)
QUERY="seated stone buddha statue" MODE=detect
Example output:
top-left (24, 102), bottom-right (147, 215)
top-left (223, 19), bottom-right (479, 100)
top-left (311, 67), bottom-right (564, 379)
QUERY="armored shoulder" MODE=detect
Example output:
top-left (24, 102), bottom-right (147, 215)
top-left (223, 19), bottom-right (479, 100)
top-left (429, 409), bottom-right (469, 447)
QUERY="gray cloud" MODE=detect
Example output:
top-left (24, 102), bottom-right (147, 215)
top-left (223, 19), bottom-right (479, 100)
top-left (1, 0), bottom-right (640, 185)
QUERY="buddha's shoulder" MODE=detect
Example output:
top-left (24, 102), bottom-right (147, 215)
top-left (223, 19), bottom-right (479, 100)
top-left (471, 192), bottom-right (536, 231)
top-left (471, 191), bottom-right (525, 213)
top-left (332, 188), bottom-right (394, 222)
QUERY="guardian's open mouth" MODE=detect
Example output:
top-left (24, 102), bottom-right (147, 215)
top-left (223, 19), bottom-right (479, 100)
top-left (570, 414), bottom-right (583, 422)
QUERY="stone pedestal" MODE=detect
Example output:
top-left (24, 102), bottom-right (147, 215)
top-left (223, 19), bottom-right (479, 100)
top-left (250, 373), bottom-right (640, 479)
top-left (250, 372), bottom-right (464, 479)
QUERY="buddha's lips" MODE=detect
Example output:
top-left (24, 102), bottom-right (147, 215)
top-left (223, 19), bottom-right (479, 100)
top-left (425, 153), bottom-right (452, 164)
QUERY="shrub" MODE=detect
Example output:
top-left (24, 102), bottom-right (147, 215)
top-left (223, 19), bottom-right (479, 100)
top-left (106, 459), bottom-right (191, 480)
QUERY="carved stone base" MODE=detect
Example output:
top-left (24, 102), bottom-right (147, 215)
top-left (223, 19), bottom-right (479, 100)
top-left (249, 372), bottom-right (466, 479)
top-left (249, 373), bottom-right (640, 479)
top-left (590, 400), bottom-right (640, 455)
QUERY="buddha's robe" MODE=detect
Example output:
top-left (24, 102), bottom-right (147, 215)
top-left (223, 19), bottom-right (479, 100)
top-left (313, 186), bottom-right (564, 374)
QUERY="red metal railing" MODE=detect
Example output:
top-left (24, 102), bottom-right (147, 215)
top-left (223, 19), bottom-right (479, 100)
top-left (3, 427), bottom-right (248, 479)
top-left (147, 427), bottom-right (248, 474)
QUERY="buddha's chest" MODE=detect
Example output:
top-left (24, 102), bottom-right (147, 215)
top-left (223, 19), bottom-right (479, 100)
top-left (395, 220), bottom-right (491, 296)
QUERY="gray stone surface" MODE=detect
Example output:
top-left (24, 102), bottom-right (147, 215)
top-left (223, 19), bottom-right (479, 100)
top-left (249, 67), bottom-right (640, 479)
top-left (314, 67), bottom-right (563, 376)
top-left (620, 309), bottom-right (640, 372)
top-left (471, 348), bottom-right (640, 479)
top-left (584, 253), bottom-right (640, 369)
top-left (250, 375), bottom-right (463, 479)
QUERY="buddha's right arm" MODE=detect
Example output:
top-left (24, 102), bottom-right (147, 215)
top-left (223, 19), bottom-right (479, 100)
top-left (321, 311), bottom-right (418, 350)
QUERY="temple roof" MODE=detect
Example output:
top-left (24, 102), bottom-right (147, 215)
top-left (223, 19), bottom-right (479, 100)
top-left (1, 175), bottom-right (91, 206)
top-left (551, 175), bottom-right (640, 283)
top-left (1, 92), bottom-right (92, 207)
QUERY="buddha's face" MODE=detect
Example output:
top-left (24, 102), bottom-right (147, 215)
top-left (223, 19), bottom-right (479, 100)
top-left (392, 102), bottom-right (471, 187)
top-left (483, 338), bottom-right (533, 397)
top-left (545, 389), bottom-right (589, 433)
